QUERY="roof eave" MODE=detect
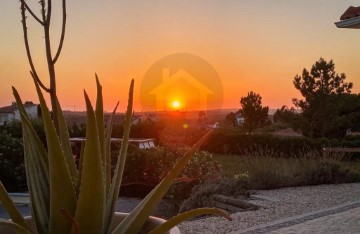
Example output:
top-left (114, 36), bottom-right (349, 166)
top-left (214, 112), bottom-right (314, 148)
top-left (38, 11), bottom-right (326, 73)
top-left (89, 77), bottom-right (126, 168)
top-left (335, 16), bottom-right (360, 29)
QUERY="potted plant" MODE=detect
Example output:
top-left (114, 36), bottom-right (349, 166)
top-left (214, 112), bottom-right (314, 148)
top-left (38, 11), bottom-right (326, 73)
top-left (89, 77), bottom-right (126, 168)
top-left (0, 76), bottom-right (231, 233)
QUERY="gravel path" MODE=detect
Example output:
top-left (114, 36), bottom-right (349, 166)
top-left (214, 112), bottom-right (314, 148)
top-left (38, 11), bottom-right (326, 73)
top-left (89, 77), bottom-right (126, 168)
top-left (178, 183), bottom-right (360, 234)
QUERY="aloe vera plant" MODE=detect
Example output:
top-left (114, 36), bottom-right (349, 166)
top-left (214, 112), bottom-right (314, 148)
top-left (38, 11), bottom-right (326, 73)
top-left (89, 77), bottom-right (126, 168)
top-left (0, 76), bottom-right (231, 233)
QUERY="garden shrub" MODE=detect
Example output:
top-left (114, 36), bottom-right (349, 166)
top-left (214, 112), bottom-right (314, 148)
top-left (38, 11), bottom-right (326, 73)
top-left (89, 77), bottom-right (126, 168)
top-left (179, 178), bottom-right (250, 213)
top-left (0, 131), bottom-right (26, 192)
top-left (304, 161), bottom-right (360, 185)
top-left (180, 153), bottom-right (360, 211)
top-left (118, 144), bottom-right (222, 198)
top-left (201, 129), bottom-right (360, 157)
top-left (0, 119), bottom-right (45, 144)
top-left (166, 150), bottom-right (222, 206)
top-left (0, 119), bottom-right (44, 192)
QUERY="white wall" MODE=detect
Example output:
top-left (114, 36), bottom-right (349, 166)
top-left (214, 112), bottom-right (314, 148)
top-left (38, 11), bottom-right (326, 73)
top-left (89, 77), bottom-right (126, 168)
top-left (14, 105), bottom-right (38, 120)
top-left (0, 113), bottom-right (15, 125)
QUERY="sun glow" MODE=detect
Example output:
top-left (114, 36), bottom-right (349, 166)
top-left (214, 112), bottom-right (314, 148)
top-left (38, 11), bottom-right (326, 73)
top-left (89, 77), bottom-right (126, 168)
top-left (172, 100), bottom-right (181, 109)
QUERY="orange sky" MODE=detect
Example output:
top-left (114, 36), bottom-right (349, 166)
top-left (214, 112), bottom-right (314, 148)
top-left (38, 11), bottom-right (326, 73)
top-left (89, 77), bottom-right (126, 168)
top-left (1, 1), bottom-right (360, 112)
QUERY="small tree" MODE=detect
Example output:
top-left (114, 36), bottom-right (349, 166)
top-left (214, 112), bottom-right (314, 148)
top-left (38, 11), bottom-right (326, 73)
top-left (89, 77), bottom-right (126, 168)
top-left (239, 91), bottom-right (269, 134)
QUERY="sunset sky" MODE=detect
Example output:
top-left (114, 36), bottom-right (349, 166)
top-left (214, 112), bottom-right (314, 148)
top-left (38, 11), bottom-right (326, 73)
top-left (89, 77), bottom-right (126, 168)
top-left (1, 0), bottom-right (360, 112)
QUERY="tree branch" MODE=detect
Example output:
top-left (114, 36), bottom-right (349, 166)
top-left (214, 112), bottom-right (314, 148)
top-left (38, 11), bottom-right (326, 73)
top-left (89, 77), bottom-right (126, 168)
top-left (18, 0), bottom-right (44, 25)
top-left (46, 0), bottom-right (52, 24)
top-left (40, 0), bottom-right (46, 23)
top-left (52, 0), bottom-right (66, 64)
top-left (30, 71), bottom-right (50, 93)
top-left (20, 3), bottom-right (44, 92)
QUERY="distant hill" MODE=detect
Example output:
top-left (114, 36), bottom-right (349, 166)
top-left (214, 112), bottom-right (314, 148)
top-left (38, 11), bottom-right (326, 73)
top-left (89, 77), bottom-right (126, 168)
top-left (62, 108), bottom-right (278, 124)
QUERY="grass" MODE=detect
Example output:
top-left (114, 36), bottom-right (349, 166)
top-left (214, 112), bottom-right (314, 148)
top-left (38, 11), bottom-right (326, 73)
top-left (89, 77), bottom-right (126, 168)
top-left (213, 152), bottom-right (360, 188)
top-left (179, 151), bottom-right (360, 211)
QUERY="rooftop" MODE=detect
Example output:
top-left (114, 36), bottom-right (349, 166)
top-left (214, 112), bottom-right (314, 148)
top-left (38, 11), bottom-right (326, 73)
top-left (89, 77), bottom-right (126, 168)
top-left (335, 6), bottom-right (360, 29)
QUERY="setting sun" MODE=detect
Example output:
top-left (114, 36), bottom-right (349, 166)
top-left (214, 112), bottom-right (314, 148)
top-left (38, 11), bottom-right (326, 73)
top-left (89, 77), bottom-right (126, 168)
top-left (172, 100), bottom-right (181, 109)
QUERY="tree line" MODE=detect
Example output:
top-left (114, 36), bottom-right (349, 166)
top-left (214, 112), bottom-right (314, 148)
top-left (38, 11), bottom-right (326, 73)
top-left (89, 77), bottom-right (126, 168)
top-left (227, 57), bottom-right (360, 139)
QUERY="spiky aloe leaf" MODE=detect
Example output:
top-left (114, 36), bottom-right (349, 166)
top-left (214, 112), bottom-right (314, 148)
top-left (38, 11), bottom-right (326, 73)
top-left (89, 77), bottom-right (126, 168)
top-left (13, 87), bottom-right (49, 233)
top-left (95, 74), bottom-right (106, 175)
top-left (78, 141), bottom-right (85, 188)
top-left (105, 102), bottom-right (119, 195)
top-left (0, 220), bottom-right (32, 234)
top-left (55, 97), bottom-right (79, 189)
top-left (74, 91), bottom-right (105, 233)
top-left (149, 208), bottom-right (232, 234)
top-left (33, 80), bottom-right (77, 233)
top-left (19, 112), bottom-right (50, 234)
top-left (104, 80), bottom-right (134, 233)
top-left (112, 129), bottom-right (213, 234)
top-left (0, 181), bottom-right (29, 231)
top-left (12, 87), bottom-right (49, 174)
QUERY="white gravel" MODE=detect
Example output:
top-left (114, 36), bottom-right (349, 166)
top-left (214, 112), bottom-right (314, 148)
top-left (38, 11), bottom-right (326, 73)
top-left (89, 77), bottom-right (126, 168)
top-left (177, 183), bottom-right (360, 234)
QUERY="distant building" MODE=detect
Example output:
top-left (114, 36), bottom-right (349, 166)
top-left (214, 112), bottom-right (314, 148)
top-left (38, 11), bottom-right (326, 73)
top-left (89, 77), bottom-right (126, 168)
top-left (132, 113), bottom-right (160, 125)
top-left (236, 113), bottom-right (245, 126)
top-left (207, 121), bottom-right (220, 129)
top-left (131, 116), bottom-right (142, 126)
top-left (0, 102), bottom-right (40, 125)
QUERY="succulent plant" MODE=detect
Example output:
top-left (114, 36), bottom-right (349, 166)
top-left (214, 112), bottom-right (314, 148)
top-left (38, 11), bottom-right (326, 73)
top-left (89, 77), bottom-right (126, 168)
top-left (0, 76), bottom-right (230, 234)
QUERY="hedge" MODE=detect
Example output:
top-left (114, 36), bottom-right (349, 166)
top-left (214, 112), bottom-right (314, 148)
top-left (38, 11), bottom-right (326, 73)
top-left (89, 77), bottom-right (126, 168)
top-left (201, 129), bottom-right (360, 157)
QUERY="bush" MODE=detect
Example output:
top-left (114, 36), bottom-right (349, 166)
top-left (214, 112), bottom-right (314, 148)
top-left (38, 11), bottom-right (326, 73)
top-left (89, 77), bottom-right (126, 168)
top-left (179, 178), bottom-right (250, 213)
top-left (0, 131), bottom-right (26, 192)
top-left (68, 122), bottom-right (86, 137)
top-left (167, 150), bottom-right (222, 206)
top-left (201, 129), bottom-right (360, 157)
top-left (179, 153), bottom-right (360, 211)
top-left (304, 161), bottom-right (360, 185)
top-left (0, 119), bottom-right (45, 143)
top-left (119, 145), bottom-right (222, 199)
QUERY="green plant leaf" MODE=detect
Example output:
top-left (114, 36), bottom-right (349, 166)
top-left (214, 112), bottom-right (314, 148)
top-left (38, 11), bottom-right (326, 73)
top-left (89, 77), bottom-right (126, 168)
top-left (0, 219), bottom-right (32, 234)
top-left (112, 129), bottom-right (214, 234)
top-left (149, 208), bottom-right (232, 234)
top-left (19, 112), bottom-right (50, 234)
top-left (13, 87), bottom-right (49, 233)
top-left (74, 91), bottom-right (105, 233)
top-left (105, 102), bottom-right (119, 195)
top-left (105, 79), bottom-right (134, 233)
top-left (12, 87), bottom-right (49, 174)
top-left (0, 181), bottom-right (30, 232)
top-left (95, 74), bottom-right (106, 177)
top-left (55, 97), bottom-right (79, 190)
top-left (33, 80), bottom-right (77, 234)
top-left (78, 141), bottom-right (85, 187)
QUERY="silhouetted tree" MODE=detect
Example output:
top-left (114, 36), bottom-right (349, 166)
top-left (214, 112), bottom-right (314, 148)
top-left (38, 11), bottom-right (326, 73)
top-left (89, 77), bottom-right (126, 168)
top-left (301, 94), bottom-right (360, 138)
top-left (198, 111), bottom-right (208, 126)
top-left (293, 58), bottom-right (353, 110)
top-left (273, 106), bottom-right (301, 130)
top-left (24, 101), bottom-right (35, 105)
top-left (293, 58), bottom-right (356, 138)
top-left (239, 91), bottom-right (269, 134)
top-left (225, 112), bottom-right (237, 126)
